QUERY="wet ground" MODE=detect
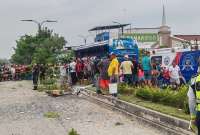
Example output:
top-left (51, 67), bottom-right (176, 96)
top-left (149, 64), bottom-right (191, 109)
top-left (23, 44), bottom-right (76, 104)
top-left (0, 81), bottom-right (165, 135)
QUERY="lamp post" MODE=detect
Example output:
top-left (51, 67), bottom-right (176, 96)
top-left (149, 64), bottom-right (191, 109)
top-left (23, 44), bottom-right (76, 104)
top-left (112, 21), bottom-right (124, 37)
top-left (78, 35), bottom-right (91, 45)
top-left (20, 19), bottom-right (57, 34)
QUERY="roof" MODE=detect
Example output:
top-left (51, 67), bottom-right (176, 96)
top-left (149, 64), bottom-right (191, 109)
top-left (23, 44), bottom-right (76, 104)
top-left (174, 35), bottom-right (200, 41)
top-left (130, 27), bottom-right (160, 30)
top-left (89, 24), bottom-right (130, 31)
top-left (73, 40), bottom-right (109, 51)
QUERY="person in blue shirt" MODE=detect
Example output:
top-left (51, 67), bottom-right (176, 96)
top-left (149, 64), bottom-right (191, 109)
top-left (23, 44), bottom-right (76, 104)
top-left (142, 51), bottom-right (152, 86)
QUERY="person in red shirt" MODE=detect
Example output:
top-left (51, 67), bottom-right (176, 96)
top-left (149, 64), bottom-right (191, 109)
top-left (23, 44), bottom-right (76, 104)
top-left (76, 58), bottom-right (84, 84)
top-left (162, 66), bottom-right (170, 87)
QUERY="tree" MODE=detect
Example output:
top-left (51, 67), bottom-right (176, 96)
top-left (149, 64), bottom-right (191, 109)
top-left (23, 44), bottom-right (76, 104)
top-left (11, 28), bottom-right (66, 65)
top-left (57, 50), bottom-right (75, 63)
top-left (0, 58), bottom-right (9, 65)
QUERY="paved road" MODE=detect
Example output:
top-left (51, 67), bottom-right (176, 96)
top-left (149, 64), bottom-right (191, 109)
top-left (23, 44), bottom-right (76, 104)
top-left (0, 81), bottom-right (165, 135)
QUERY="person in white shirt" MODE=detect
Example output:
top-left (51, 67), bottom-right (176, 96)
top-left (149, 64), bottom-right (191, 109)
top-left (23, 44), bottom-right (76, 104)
top-left (120, 55), bottom-right (133, 84)
top-left (10, 65), bottom-right (16, 80)
top-left (69, 60), bottom-right (77, 85)
top-left (60, 63), bottom-right (67, 89)
top-left (169, 61), bottom-right (181, 89)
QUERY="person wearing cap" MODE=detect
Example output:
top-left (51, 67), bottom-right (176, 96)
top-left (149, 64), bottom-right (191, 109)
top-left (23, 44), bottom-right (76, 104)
top-left (120, 55), bottom-right (133, 85)
top-left (108, 52), bottom-right (119, 96)
top-left (142, 51), bottom-right (152, 86)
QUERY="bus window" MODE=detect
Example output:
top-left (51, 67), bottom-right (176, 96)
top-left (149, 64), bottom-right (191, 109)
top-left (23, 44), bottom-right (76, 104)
top-left (151, 56), bottom-right (162, 65)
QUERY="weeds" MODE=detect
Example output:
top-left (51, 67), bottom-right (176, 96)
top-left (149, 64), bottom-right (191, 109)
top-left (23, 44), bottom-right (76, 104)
top-left (44, 112), bottom-right (60, 118)
top-left (68, 128), bottom-right (79, 135)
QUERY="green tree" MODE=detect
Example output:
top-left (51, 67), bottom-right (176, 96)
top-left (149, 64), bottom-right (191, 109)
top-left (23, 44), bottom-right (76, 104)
top-left (0, 58), bottom-right (9, 65)
top-left (12, 28), bottom-right (66, 65)
top-left (57, 50), bottom-right (75, 63)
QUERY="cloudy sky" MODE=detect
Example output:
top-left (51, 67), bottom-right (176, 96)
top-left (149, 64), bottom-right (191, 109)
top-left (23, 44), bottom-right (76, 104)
top-left (0, 0), bottom-right (200, 59)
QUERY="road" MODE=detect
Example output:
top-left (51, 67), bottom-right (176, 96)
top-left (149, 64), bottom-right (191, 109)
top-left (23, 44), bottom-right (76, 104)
top-left (0, 81), bottom-right (165, 135)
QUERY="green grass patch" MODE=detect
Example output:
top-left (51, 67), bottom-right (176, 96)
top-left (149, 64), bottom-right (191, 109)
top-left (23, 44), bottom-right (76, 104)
top-left (44, 112), bottom-right (60, 118)
top-left (68, 128), bottom-right (79, 135)
top-left (119, 94), bottom-right (190, 120)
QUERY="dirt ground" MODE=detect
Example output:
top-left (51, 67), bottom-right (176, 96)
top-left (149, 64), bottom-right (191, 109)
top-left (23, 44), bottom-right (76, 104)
top-left (0, 81), bottom-right (165, 135)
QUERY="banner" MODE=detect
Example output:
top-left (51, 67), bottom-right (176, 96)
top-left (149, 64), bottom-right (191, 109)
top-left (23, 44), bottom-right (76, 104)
top-left (124, 33), bottom-right (158, 42)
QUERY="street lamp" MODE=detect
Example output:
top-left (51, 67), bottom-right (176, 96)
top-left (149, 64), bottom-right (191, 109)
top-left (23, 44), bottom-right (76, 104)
top-left (112, 21), bottom-right (124, 36)
top-left (20, 19), bottom-right (57, 34)
top-left (78, 35), bottom-right (91, 45)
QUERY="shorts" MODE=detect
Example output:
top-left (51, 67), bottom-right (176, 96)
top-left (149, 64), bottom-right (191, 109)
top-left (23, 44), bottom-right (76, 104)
top-left (138, 77), bottom-right (145, 81)
top-left (144, 70), bottom-right (151, 80)
top-left (170, 78), bottom-right (180, 85)
top-left (99, 79), bottom-right (109, 89)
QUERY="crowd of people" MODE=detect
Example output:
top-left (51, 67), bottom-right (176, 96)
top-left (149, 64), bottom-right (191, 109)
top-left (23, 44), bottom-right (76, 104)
top-left (0, 64), bottom-right (31, 82)
top-left (0, 51), bottom-right (186, 93)
top-left (58, 51), bottom-right (186, 95)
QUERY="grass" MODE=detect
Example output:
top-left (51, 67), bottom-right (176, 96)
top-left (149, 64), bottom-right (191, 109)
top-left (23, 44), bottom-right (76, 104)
top-left (87, 86), bottom-right (190, 121)
top-left (44, 112), bottom-right (60, 118)
top-left (68, 128), bottom-right (79, 135)
top-left (119, 94), bottom-right (190, 120)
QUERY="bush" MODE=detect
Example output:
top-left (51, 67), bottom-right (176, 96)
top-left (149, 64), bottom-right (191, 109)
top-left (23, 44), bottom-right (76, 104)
top-left (135, 85), bottom-right (189, 113)
top-left (41, 78), bottom-right (57, 85)
top-left (118, 83), bottom-right (134, 95)
top-left (136, 87), bottom-right (153, 100)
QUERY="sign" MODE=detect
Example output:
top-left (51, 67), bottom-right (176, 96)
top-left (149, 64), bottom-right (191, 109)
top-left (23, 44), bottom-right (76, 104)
top-left (181, 54), bottom-right (195, 71)
top-left (109, 38), bottom-right (139, 60)
top-left (124, 33), bottom-right (158, 42)
top-left (111, 38), bottom-right (136, 50)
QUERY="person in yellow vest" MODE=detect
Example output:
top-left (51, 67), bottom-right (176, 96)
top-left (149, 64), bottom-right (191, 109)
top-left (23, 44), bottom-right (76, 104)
top-left (188, 73), bottom-right (200, 134)
top-left (108, 52), bottom-right (119, 97)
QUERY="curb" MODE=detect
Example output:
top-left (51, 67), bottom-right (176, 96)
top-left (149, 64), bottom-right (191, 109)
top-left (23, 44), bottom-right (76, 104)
top-left (83, 89), bottom-right (193, 135)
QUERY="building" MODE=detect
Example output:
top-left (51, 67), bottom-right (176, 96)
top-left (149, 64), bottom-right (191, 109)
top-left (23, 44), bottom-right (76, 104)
top-left (124, 5), bottom-right (199, 49)
top-left (174, 35), bottom-right (200, 45)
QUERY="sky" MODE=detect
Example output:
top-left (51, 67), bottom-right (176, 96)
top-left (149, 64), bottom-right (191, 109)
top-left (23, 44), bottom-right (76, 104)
top-left (0, 0), bottom-right (200, 59)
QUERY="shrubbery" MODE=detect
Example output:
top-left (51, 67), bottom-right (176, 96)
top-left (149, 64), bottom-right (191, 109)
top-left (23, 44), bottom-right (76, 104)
top-left (119, 84), bottom-right (189, 113)
top-left (118, 83), bottom-right (135, 95)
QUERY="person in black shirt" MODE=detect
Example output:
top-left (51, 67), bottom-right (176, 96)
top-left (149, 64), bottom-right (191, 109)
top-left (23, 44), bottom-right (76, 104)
top-left (32, 64), bottom-right (40, 90)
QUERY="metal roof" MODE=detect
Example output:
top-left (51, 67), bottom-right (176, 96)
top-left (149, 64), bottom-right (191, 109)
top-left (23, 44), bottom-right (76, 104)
top-left (89, 24), bottom-right (130, 31)
top-left (73, 40), bottom-right (109, 51)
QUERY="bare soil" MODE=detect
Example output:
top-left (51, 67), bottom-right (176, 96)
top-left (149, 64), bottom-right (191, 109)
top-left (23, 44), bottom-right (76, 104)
top-left (0, 81), bottom-right (165, 135)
